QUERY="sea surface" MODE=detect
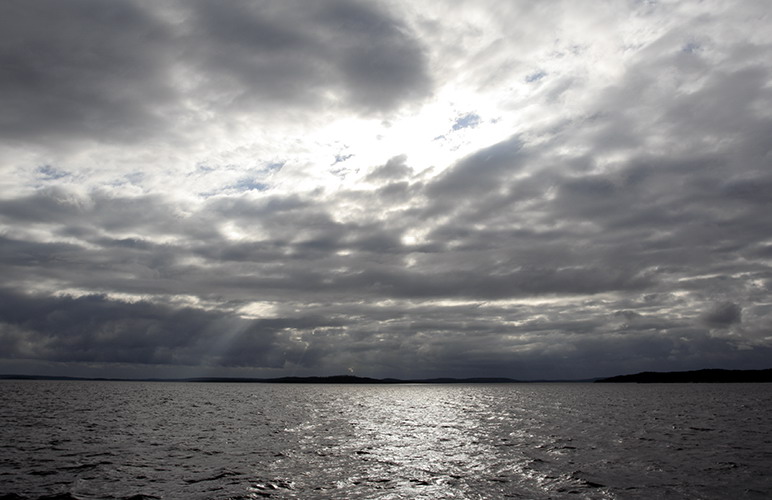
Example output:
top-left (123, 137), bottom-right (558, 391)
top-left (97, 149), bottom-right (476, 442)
top-left (1, 381), bottom-right (770, 499)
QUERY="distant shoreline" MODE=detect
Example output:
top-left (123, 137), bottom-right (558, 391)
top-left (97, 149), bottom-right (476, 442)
top-left (2, 368), bottom-right (771, 383)
top-left (594, 368), bottom-right (772, 383)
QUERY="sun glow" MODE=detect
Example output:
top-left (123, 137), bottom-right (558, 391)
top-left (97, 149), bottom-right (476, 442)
top-left (237, 301), bottom-right (279, 319)
top-left (298, 86), bottom-right (530, 193)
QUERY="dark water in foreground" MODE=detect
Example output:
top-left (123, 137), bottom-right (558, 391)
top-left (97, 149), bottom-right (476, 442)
top-left (1, 382), bottom-right (770, 499)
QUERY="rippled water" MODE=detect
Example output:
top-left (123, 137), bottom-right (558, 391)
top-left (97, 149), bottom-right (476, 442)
top-left (1, 381), bottom-right (771, 499)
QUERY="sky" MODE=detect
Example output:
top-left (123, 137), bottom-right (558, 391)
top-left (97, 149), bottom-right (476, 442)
top-left (1, 0), bottom-right (771, 380)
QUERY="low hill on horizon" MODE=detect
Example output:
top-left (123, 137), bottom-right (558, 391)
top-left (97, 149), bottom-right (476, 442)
top-left (595, 368), bottom-right (772, 383)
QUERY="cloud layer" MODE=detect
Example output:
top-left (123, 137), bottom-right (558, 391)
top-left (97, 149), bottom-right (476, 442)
top-left (1, 0), bottom-right (771, 379)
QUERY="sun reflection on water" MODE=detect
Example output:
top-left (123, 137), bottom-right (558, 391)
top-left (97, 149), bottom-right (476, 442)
top-left (273, 385), bottom-right (516, 499)
top-left (343, 387), bottom-right (490, 492)
top-left (266, 384), bottom-right (627, 499)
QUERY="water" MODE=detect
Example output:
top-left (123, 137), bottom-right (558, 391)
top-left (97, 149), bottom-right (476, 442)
top-left (1, 381), bottom-right (770, 499)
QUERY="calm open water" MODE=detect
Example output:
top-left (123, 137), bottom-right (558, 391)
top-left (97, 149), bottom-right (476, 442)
top-left (0, 381), bottom-right (770, 499)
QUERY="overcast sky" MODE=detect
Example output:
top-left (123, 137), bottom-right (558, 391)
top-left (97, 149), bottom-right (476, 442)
top-left (1, 0), bottom-right (771, 380)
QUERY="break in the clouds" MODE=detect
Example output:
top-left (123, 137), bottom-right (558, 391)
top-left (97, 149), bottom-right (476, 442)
top-left (1, 0), bottom-right (771, 379)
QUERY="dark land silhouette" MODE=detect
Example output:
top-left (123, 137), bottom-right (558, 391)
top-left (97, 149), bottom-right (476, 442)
top-left (595, 368), bottom-right (772, 383)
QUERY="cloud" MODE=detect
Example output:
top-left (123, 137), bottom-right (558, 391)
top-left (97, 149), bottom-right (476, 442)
top-left (702, 302), bottom-right (742, 328)
top-left (0, 287), bottom-right (328, 370)
top-left (0, 0), bottom-right (176, 145)
top-left (0, 0), bottom-right (431, 149)
top-left (365, 155), bottom-right (413, 182)
top-left (184, 0), bottom-right (431, 113)
top-left (1, 0), bottom-right (771, 379)
top-left (425, 137), bottom-right (526, 205)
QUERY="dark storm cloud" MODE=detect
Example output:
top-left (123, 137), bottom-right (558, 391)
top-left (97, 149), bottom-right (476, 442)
top-left (0, 0), bottom-right (176, 144)
top-left (702, 302), bottom-right (742, 328)
top-left (425, 137), bottom-right (526, 204)
top-left (0, 0), bottom-right (431, 145)
top-left (0, 287), bottom-right (333, 369)
top-left (241, 293), bottom-right (772, 380)
top-left (182, 0), bottom-right (430, 114)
